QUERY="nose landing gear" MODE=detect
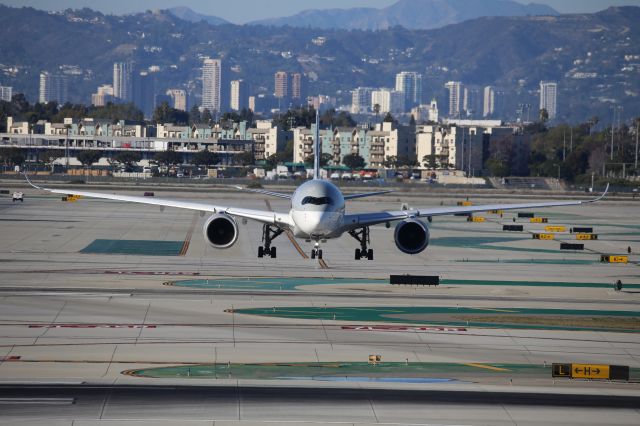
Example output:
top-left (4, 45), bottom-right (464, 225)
top-left (311, 242), bottom-right (323, 260)
top-left (349, 227), bottom-right (373, 260)
top-left (258, 224), bottom-right (283, 258)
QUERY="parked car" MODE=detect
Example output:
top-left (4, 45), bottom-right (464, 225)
top-left (12, 191), bottom-right (24, 202)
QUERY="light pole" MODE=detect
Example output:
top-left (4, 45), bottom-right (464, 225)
top-left (635, 119), bottom-right (639, 170)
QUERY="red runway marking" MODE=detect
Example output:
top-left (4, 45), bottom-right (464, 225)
top-left (341, 325), bottom-right (467, 332)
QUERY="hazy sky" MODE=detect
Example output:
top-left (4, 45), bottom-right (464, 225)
top-left (2, 0), bottom-right (639, 23)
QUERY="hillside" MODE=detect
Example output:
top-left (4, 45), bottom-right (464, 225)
top-left (250, 0), bottom-right (558, 30)
top-left (0, 5), bottom-right (638, 123)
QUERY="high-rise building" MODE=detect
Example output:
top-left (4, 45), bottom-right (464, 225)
top-left (291, 73), bottom-right (306, 105)
top-left (91, 84), bottom-right (114, 106)
top-left (395, 72), bottom-right (423, 110)
top-left (133, 71), bottom-right (156, 118)
top-left (351, 87), bottom-right (374, 114)
top-left (166, 89), bottom-right (187, 111)
top-left (39, 71), bottom-right (68, 104)
top-left (539, 81), bottom-right (558, 120)
top-left (445, 81), bottom-right (463, 118)
top-left (274, 71), bottom-right (289, 99)
top-left (463, 85), bottom-right (482, 118)
top-left (483, 86), bottom-right (495, 118)
top-left (230, 80), bottom-right (246, 111)
top-left (371, 89), bottom-right (404, 114)
top-left (202, 58), bottom-right (222, 113)
top-left (113, 62), bottom-right (133, 102)
top-left (0, 84), bottom-right (12, 102)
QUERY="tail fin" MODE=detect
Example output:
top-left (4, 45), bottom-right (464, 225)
top-left (313, 110), bottom-right (321, 180)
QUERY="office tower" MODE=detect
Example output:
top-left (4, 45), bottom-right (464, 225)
top-left (113, 62), bottom-right (133, 102)
top-left (445, 81), bottom-right (463, 118)
top-left (39, 71), bottom-right (68, 104)
top-left (351, 87), bottom-right (374, 114)
top-left (395, 71), bottom-right (423, 110)
top-left (230, 80), bottom-right (246, 111)
top-left (274, 71), bottom-right (289, 99)
top-left (291, 73), bottom-right (306, 105)
top-left (428, 99), bottom-right (439, 122)
top-left (463, 85), bottom-right (482, 117)
top-left (0, 84), bottom-right (12, 102)
top-left (132, 71), bottom-right (156, 118)
top-left (166, 89), bottom-right (187, 111)
top-left (539, 81), bottom-right (558, 120)
top-left (202, 58), bottom-right (222, 113)
top-left (483, 86), bottom-right (495, 117)
top-left (91, 84), bottom-right (114, 106)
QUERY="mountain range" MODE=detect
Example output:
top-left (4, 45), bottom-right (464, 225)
top-left (0, 4), bottom-right (638, 123)
top-left (169, 0), bottom-right (558, 30)
top-left (248, 0), bottom-right (558, 30)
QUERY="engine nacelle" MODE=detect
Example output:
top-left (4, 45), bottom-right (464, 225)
top-left (203, 213), bottom-right (238, 249)
top-left (394, 219), bottom-right (429, 254)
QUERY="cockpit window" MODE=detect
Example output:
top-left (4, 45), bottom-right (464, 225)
top-left (302, 196), bottom-right (333, 206)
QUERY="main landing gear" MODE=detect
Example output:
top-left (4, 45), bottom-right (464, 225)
top-left (258, 224), bottom-right (283, 258)
top-left (349, 227), bottom-right (373, 260)
top-left (310, 242), bottom-right (323, 260)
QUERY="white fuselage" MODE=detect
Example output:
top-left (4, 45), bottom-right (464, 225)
top-left (289, 179), bottom-right (345, 239)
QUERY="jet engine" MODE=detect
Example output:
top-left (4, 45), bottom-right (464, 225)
top-left (394, 219), bottom-right (429, 254)
top-left (203, 213), bottom-right (238, 249)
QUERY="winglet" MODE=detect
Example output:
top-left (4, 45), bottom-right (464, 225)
top-left (591, 183), bottom-right (609, 202)
top-left (23, 172), bottom-right (42, 190)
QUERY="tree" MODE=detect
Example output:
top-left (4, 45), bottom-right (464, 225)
top-left (76, 150), bottom-right (102, 175)
top-left (201, 108), bottom-right (213, 124)
top-left (40, 149), bottom-right (61, 172)
top-left (0, 147), bottom-right (25, 166)
top-left (153, 101), bottom-right (188, 125)
top-left (539, 108), bottom-right (549, 123)
top-left (188, 105), bottom-right (201, 124)
top-left (383, 112), bottom-right (394, 123)
top-left (383, 155), bottom-right (398, 169)
top-left (113, 151), bottom-right (142, 172)
top-left (154, 150), bottom-right (182, 166)
top-left (191, 150), bottom-right (218, 166)
top-left (342, 153), bottom-right (365, 170)
top-left (373, 103), bottom-right (381, 118)
top-left (485, 158), bottom-right (510, 177)
top-left (304, 153), bottom-right (331, 167)
top-left (422, 154), bottom-right (437, 169)
top-left (237, 151), bottom-right (255, 166)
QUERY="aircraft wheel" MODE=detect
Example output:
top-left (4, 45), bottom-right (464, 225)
top-left (258, 246), bottom-right (264, 258)
top-left (367, 249), bottom-right (374, 261)
top-left (271, 247), bottom-right (277, 258)
top-left (318, 249), bottom-right (323, 260)
top-left (355, 248), bottom-right (361, 260)
top-left (311, 249), bottom-right (316, 259)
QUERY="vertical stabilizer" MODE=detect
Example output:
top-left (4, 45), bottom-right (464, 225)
top-left (313, 110), bottom-right (321, 180)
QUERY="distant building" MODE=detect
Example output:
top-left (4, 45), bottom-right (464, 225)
top-left (395, 71), bottom-right (423, 110)
top-left (371, 89), bottom-right (404, 114)
top-left (39, 71), bottom-right (68, 104)
top-left (483, 86), bottom-right (504, 118)
top-left (230, 80), bottom-right (246, 111)
top-left (133, 71), bottom-right (156, 118)
top-left (274, 71), bottom-right (289, 99)
top-left (291, 73), bottom-right (306, 106)
top-left (202, 58), bottom-right (222, 113)
top-left (91, 84), bottom-right (114, 107)
top-left (463, 85), bottom-right (482, 118)
top-left (410, 99), bottom-right (439, 123)
top-left (166, 89), bottom-right (187, 111)
top-left (445, 81), bottom-right (463, 118)
top-left (351, 87), bottom-right (374, 114)
top-left (539, 81), bottom-right (558, 120)
top-left (113, 62), bottom-right (133, 102)
top-left (0, 84), bottom-right (12, 102)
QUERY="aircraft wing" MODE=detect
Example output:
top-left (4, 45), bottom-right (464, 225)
top-left (342, 185), bottom-right (608, 229)
top-left (25, 175), bottom-right (293, 228)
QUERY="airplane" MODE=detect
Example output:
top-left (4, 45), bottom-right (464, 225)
top-left (24, 113), bottom-right (608, 261)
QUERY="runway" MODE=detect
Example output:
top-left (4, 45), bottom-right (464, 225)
top-left (0, 185), bottom-right (639, 424)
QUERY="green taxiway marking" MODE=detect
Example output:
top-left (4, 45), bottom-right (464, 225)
top-left (124, 362), bottom-right (640, 381)
top-left (232, 306), bottom-right (640, 333)
top-left (169, 277), bottom-right (640, 290)
top-left (81, 239), bottom-right (184, 256)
